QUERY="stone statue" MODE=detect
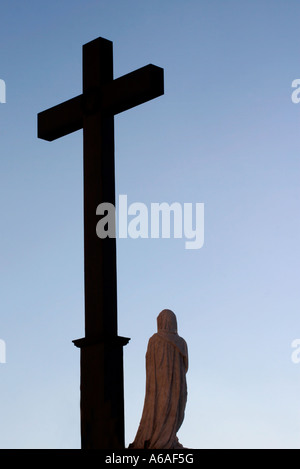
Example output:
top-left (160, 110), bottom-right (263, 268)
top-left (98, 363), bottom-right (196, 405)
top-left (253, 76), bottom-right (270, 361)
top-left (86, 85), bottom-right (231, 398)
top-left (129, 309), bottom-right (188, 449)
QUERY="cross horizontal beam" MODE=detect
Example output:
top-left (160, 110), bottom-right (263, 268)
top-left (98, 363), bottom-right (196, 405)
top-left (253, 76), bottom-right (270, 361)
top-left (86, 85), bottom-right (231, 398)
top-left (38, 95), bottom-right (82, 142)
top-left (38, 64), bottom-right (164, 142)
top-left (106, 64), bottom-right (164, 115)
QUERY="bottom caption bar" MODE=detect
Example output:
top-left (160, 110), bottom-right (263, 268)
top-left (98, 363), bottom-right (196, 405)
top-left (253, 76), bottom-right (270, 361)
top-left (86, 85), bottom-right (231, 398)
top-left (102, 450), bottom-right (197, 465)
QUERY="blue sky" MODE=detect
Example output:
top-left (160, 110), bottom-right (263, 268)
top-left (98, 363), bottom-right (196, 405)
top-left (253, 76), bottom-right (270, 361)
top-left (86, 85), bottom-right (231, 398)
top-left (0, 0), bottom-right (300, 449)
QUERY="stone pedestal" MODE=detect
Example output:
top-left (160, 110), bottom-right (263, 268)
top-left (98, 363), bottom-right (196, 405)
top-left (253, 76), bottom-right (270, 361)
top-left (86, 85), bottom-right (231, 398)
top-left (73, 336), bottom-right (130, 449)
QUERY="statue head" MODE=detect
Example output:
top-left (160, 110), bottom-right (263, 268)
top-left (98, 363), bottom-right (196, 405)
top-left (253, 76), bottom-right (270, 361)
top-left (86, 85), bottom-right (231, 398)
top-left (157, 309), bottom-right (177, 334)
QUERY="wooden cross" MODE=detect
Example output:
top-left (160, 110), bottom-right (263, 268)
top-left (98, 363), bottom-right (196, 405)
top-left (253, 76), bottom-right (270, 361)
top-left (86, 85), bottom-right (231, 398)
top-left (37, 37), bottom-right (164, 449)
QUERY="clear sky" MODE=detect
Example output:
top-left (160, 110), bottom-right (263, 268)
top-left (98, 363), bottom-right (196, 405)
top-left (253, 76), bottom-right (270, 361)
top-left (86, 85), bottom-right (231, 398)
top-left (0, 0), bottom-right (300, 449)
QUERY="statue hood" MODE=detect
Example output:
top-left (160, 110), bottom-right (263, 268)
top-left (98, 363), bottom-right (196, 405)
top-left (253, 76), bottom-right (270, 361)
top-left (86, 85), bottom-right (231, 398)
top-left (156, 309), bottom-right (188, 364)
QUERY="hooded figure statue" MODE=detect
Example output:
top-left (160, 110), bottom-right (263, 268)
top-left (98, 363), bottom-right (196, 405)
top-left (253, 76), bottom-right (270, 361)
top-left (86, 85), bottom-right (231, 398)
top-left (129, 309), bottom-right (188, 449)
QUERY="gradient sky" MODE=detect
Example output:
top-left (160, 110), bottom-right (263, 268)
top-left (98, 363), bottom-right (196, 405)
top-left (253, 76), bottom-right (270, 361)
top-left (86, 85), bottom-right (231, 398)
top-left (0, 0), bottom-right (300, 449)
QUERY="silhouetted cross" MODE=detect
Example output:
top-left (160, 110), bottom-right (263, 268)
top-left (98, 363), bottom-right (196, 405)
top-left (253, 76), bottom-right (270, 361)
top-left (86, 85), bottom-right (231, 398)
top-left (37, 37), bottom-right (164, 449)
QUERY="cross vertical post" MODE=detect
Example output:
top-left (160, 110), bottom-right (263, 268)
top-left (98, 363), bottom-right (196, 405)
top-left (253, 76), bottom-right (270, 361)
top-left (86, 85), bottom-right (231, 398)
top-left (82, 39), bottom-right (117, 338)
top-left (78, 38), bottom-right (124, 450)
top-left (37, 36), bottom-right (164, 449)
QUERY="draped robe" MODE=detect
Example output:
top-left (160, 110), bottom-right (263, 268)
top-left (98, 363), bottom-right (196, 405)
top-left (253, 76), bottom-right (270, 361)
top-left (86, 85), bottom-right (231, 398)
top-left (129, 309), bottom-right (188, 449)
